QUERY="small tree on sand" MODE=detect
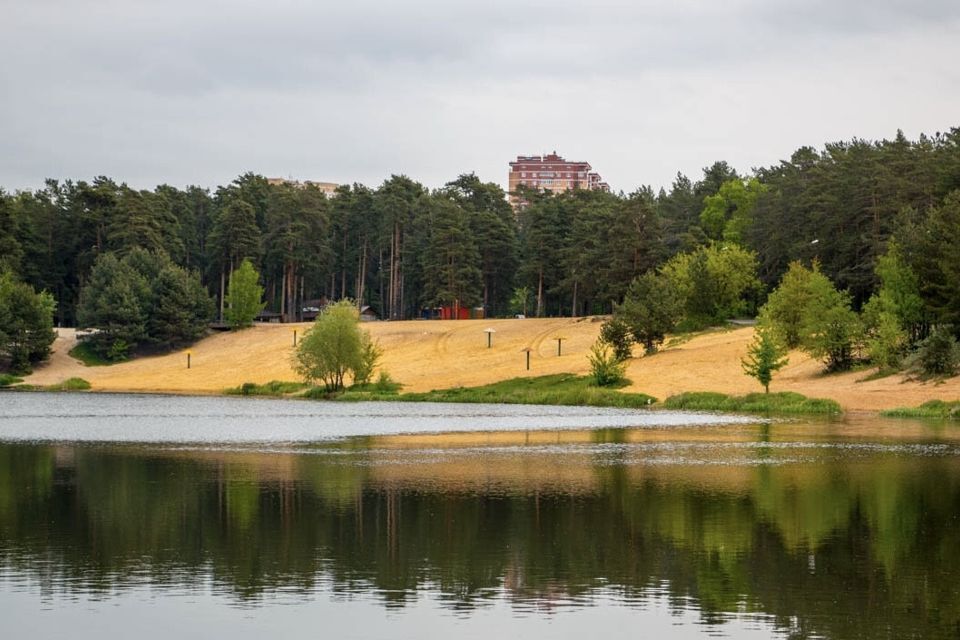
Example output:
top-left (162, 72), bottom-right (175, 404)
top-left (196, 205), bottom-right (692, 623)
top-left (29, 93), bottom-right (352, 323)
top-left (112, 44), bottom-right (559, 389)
top-left (588, 339), bottom-right (627, 387)
top-left (224, 259), bottom-right (266, 329)
top-left (741, 326), bottom-right (789, 393)
top-left (293, 300), bottom-right (379, 392)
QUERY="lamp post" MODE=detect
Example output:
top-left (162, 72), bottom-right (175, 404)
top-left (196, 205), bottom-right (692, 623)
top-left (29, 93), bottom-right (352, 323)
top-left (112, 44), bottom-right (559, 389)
top-left (484, 328), bottom-right (496, 348)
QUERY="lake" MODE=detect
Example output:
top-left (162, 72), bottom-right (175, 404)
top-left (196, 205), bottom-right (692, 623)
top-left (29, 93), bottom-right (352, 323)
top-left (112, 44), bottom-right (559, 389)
top-left (1, 393), bottom-right (958, 639)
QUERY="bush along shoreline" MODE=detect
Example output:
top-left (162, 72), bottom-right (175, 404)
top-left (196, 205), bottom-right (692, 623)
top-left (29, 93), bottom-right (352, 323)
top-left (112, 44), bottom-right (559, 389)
top-left (223, 374), bottom-right (845, 416)
top-left (881, 400), bottom-right (960, 420)
top-left (663, 391), bottom-right (842, 415)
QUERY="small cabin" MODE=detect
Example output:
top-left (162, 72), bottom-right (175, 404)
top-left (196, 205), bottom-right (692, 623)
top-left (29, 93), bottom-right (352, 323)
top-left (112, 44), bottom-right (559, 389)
top-left (301, 297), bottom-right (330, 322)
top-left (255, 310), bottom-right (283, 323)
top-left (359, 305), bottom-right (378, 322)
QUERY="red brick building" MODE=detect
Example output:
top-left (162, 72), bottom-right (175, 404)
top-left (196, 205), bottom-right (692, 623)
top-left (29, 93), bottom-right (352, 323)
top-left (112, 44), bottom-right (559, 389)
top-left (508, 152), bottom-right (609, 206)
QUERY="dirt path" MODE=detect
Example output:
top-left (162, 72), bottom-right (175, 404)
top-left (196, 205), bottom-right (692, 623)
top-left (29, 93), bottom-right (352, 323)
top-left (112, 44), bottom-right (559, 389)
top-left (22, 319), bottom-right (960, 412)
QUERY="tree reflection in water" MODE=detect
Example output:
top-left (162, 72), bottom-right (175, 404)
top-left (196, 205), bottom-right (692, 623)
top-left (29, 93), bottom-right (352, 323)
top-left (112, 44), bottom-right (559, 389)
top-left (1, 430), bottom-right (959, 639)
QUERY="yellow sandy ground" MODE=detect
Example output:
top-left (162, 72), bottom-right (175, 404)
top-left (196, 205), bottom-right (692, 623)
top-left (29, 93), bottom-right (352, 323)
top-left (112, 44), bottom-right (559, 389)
top-left (23, 319), bottom-right (960, 412)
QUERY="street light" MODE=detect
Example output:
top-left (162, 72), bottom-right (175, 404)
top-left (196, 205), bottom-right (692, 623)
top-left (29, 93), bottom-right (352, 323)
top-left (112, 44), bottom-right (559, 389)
top-left (521, 347), bottom-right (532, 370)
top-left (483, 328), bottom-right (496, 348)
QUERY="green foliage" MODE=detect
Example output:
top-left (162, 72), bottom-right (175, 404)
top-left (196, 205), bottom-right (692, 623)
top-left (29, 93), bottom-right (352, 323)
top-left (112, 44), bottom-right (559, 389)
top-left (587, 340), bottom-right (628, 387)
top-left (373, 371), bottom-right (400, 393)
top-left (419, 196), bottom-right (483, 308)
top-left (0, 373), bottom-right (23, 387)
top-left (68, 341), bottom-right (115, 367)
top-left (225, 380), bottom-right (309, 396)
top-left (224, 259), bottom-right (265, 329)
top-left (77, 250), bottom-right (212, 359)
top-left (0, 271), bottom-right (57, 373)
top-left (759, 261), bottom-right (815, 348)
top-left (107, 339), bottom-right (130, 362)
top-left (741, 327), bottom-right (789, 393)
top-left (761, 261), bottom-right (861, 372)
top-left (799, 280), bottom-right (862, 372)
top-left (882, 400), bottom-right (960, 419)
top-left (509, 287), bottom-right (532, 316)
top-left (661, 243), bottom-right (760, 329)
top-left (599, 317), bottom-right (634, 361)
top-left (908, 327), bottom-right (960, 377)
top-left (353, 331), bottom-right (383, 386)
top-left (46, 377), bottom-right (91, 391)
top-left (862, 304), bottom-right (907, 371)
top-left (292, 300), bottom-right (368, 392)
top-left (897, 191), bottom-right (960, 334)
top-left (616, 271), bottom-right (681, 354)
top-left (699, 177), bottom-right (766, 244)
top-left (663, 391), bottom-right (841, 415)
top-left (397, 374), bottom-right (656, 408)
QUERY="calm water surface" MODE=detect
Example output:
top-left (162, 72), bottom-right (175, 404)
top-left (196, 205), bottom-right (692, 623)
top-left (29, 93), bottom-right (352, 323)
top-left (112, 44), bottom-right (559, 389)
top-left (1, 392), bottom-right (959, 639)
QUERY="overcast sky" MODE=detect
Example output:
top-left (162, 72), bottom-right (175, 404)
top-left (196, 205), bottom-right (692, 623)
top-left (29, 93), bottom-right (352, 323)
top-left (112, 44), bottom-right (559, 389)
top-left (1, 0), bottom-right (958, 194)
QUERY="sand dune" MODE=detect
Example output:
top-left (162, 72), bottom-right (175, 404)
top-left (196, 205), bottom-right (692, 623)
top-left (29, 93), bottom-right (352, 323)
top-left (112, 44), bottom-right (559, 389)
top-left (23, 318), bottom-right (960, 412)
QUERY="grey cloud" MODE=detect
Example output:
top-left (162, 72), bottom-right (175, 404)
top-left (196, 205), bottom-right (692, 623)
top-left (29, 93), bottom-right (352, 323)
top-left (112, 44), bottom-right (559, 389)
top-left (1, 0), bottom-right (958, 192)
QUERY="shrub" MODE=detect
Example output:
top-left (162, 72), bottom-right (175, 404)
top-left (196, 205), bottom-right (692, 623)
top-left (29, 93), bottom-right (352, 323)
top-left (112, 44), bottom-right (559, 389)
top-left (374, 371), bottom-right (401, 393)
top-left (353, 332), bottom-right (383, 386)
top-left (226, 380), bottom-right (308, 396)
top-left (47, 377), bottom-right (91, 391)
top-left (587, 340), bottom-right (627, 387)
top-left (0, 373), bottom-right (24, 387)
top-left (912, 327), bottom-right (959, 377)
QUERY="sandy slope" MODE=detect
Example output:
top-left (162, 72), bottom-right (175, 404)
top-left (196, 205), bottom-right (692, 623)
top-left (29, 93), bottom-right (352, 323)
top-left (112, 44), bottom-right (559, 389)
top-left (24, 319), bottom-right (960, 412)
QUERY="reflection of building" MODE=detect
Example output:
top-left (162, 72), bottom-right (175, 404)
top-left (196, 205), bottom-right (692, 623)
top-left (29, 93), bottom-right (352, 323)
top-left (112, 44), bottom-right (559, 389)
top-left (508, 152), bottom-right (609, 206)
top-left (267, 177), bottom-right (340, 197)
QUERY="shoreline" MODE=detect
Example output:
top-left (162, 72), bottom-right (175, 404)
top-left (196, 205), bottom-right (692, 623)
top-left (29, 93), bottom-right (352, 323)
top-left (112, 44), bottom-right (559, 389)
top-left (15, 318), bottom-right (960, 416)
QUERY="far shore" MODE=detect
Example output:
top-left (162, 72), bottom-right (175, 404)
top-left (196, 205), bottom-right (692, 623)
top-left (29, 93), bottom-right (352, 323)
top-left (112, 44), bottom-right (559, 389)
top-left (20, 318), bottom-right (960, 414)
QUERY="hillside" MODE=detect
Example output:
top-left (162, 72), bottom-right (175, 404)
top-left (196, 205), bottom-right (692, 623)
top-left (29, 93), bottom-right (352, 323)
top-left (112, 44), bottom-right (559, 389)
top-left (23, 318), bottom-right (960, 412)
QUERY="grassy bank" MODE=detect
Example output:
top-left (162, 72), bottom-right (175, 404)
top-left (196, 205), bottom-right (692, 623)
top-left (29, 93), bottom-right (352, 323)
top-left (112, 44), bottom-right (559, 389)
top-left (68, 342), bottom-right (115, 366)
top-left (225, 380), bottom-right (309, 396)
top-left (881, 400), bottom-right (960, 419)
top-left (397, 374), bottom-right (657, 408)
top-left (663, 391), bottom-right (842, 415)
top-left (2, 377), bottom-right (92, 392)
top-left (225, 374), bottom-right (656, 408)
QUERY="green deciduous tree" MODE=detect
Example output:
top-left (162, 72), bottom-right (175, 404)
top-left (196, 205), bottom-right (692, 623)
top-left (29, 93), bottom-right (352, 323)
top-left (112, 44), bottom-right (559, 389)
top-left (293, 300), bottom-right (370, 392)
top-left (798, 272), bottom-right (862, 372)
top-left (759, 261), bottom-right (817, 348)
top-left (741, 327), bottom-right (789, 393)
top-left (661, 243), bottom-right (760, 329)
top-left (225, 259), bottom-right (266, 329)
top-left (699, 178), bottom-right (766, 245)
top-left (761, 261), bottom-right (861, 372)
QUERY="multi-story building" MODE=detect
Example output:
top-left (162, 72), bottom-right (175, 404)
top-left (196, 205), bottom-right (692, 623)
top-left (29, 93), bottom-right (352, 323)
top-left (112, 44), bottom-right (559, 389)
top-left (508, 152), bottom-right (609, 206)
top-left (267, 177), bottom-right (340, 197)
